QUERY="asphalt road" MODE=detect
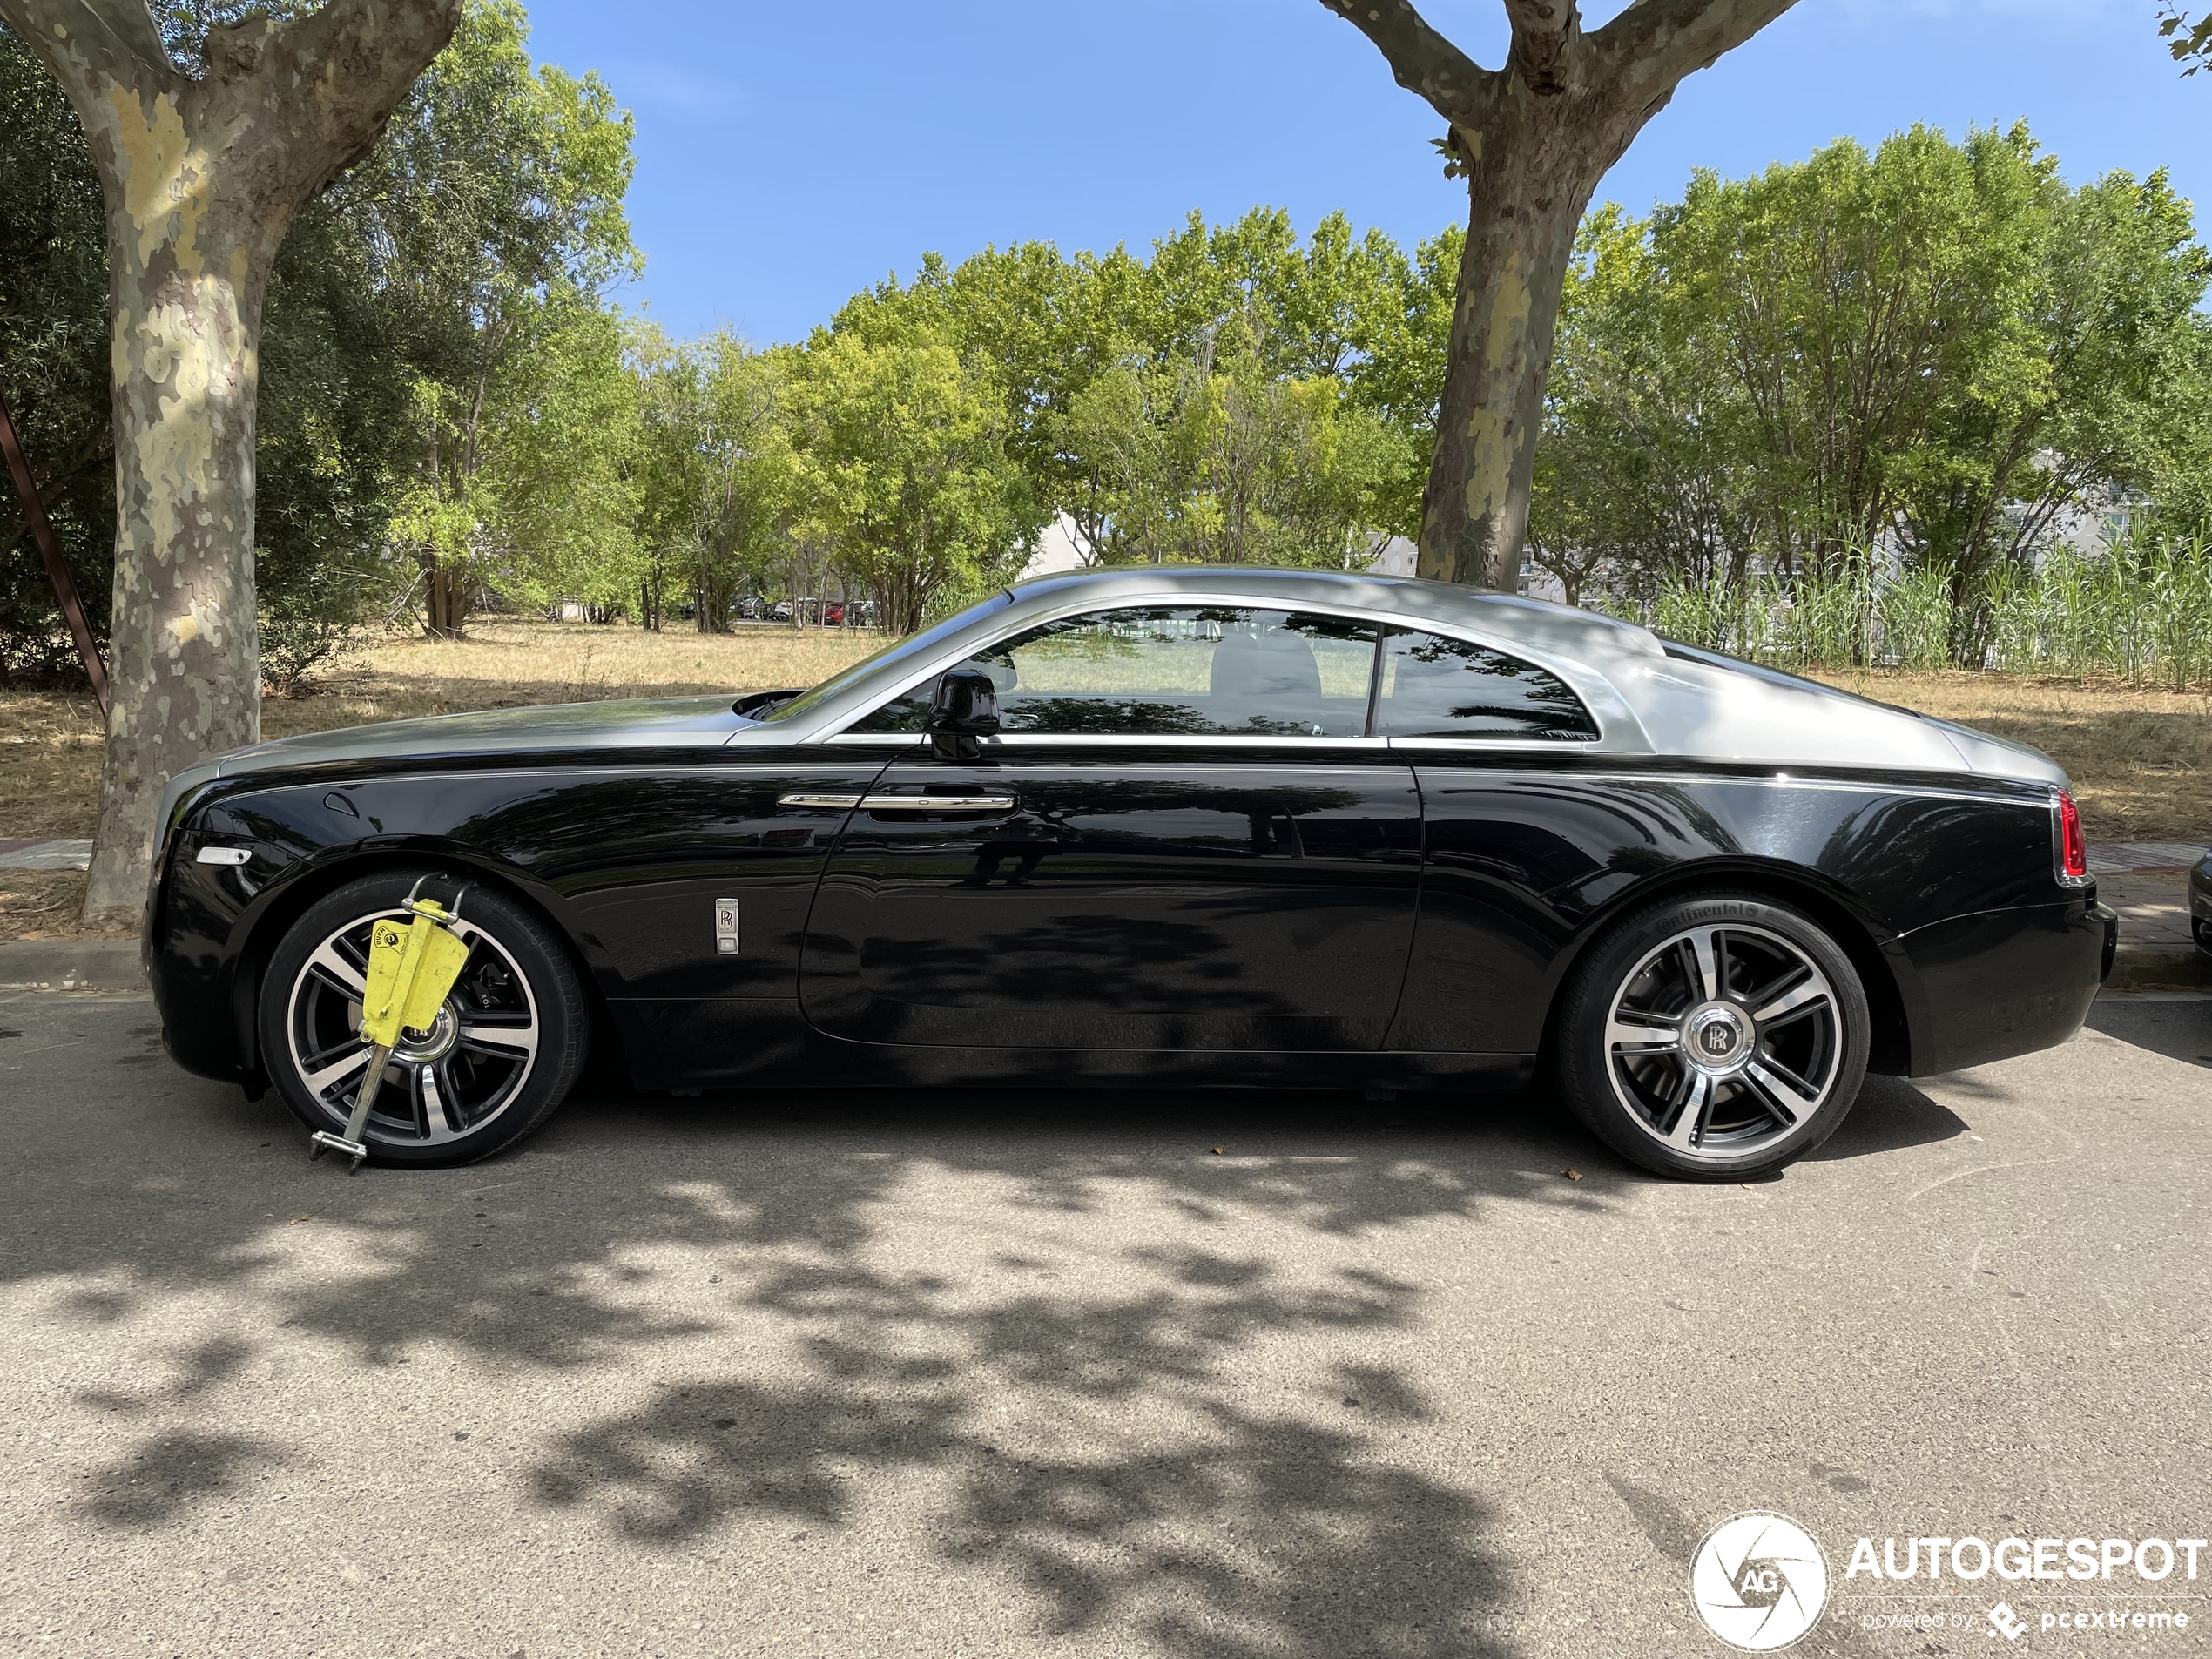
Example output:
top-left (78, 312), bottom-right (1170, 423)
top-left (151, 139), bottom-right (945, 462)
top-left (1, 992), bottom-right (2206, 1658)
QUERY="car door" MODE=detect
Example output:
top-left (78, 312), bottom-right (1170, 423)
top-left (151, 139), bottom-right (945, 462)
top-left (1366, 626), bottom-right (1622, 1055)
top-left (799, 604), bottom-right (1423, 1051)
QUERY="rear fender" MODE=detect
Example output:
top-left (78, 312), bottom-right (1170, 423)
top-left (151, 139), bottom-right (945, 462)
top-left (1534, 859), bottom-right (1920, 1077)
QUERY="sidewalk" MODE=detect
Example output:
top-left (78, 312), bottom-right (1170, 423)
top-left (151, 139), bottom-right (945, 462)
top-left (0, 838), bottom-right (91, 872)
top-left (2092, 844), bottom-right (2205, 989)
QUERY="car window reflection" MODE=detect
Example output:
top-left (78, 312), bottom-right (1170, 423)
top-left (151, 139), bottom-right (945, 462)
top-left (852, 607), bottom-right (1379, 738)
top-left (1373, 630), bottom-right (1598, 741)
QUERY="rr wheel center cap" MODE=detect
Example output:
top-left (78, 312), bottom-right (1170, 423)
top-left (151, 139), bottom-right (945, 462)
top-left (1684, 1002), bottom-right (1756, 1076)
top-left (391, 1002), bottom-right (460, 1066)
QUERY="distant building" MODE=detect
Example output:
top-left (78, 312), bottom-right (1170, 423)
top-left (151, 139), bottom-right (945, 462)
top-left (1366, 535), bottom-right (1418, 577)
top-left (1519, 561), bottom-right (1568, 604)
top-left (1017, 515), bottom-right (1091, 582)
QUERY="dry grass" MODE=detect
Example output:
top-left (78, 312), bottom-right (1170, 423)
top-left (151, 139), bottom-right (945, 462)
top-left (0, 870), bottom-right (99, 942)
top-left (0, 618), bottom-right (885, 941)
top-left (0, 689), bottom-right (107, 841)
top-left (299, 616), bottom-right (890, 728)
top-left (0, 618), bottom-right (885, 843)
top-left (3, 624), bottom-right (2203, 941)
top-left (1810, 670), bottom-right (2212, 845)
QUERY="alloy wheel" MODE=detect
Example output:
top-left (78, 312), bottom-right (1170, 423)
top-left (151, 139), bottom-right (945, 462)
top-left (283, 907), bottom-right (541, 1148)
top-left (1604, 921), bottom-right (1843, 1163)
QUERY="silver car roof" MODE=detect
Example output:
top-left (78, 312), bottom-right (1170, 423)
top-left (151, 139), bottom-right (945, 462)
top-left (759, 566), bottom-right (2059, 785)
top-left (179, 567), bottom-right (2064, 792)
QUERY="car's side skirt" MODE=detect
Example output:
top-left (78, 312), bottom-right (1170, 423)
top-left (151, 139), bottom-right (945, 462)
top-left (607, 998), bottom-right (1535, 1093)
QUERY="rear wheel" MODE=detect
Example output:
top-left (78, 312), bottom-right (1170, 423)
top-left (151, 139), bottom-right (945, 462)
top-left (258, 870), bottom-right (589, 1166)
top-left (1553, 893), bottom-right (1870, 1179)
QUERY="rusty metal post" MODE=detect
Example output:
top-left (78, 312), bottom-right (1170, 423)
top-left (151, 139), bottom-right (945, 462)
top-left (0, 383), bottom-right (107, 719)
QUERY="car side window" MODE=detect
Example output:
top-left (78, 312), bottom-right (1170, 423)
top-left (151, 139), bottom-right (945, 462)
top-left (1373, 629), bottom-right (1598, 741)
top-left (851, 606), bottom-right (1379, 738)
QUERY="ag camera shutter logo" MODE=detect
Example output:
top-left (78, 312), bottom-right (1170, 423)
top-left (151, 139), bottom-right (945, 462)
top-left (1689, 1512), bottom-right (1831, 1650)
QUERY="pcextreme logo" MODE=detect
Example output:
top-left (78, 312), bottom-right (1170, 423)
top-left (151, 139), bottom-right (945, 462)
top-left (1689, 1512), bottom-right (1831, 1651)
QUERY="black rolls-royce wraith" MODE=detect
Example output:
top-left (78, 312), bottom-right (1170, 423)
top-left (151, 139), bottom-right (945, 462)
top-left (145, 568), bottom-right (2116, 1179)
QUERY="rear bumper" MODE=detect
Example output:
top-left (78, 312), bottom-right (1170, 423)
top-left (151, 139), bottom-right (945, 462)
top-left (1898, 897), bottom-right (2110, 1078)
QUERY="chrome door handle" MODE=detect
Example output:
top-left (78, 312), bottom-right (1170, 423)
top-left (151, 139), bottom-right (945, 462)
top-left (777, 793), bottom-right (863, 810)
top-left (857, 793), bottom-right (1016, 813)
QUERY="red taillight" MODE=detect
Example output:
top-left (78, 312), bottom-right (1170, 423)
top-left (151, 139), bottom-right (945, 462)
top-left (2058, 790), bottom-right (2088, 880)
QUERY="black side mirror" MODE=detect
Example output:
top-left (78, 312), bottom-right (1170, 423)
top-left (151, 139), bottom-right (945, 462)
top-left (928, 668), bottom-right (999, 759)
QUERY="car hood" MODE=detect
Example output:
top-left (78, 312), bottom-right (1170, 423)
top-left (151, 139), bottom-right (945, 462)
top-left (212, 695), bottom-right (748, 776)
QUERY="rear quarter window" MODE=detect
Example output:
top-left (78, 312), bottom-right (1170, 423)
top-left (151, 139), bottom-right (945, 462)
top-left (1374, 630), bottom-right (1598, 741)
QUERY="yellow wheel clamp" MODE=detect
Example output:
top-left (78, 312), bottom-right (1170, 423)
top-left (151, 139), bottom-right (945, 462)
top-left (309, 883), bottom-right (474, 1172)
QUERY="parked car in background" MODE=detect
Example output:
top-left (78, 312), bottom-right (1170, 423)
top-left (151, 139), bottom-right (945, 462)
top-left (145, 567), bottom-right (2114, 1181)
top-left (2192, 846), bottom-right (2212, 958)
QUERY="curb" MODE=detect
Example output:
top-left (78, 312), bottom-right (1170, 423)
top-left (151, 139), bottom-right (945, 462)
top-left (0, 940), bottom-right (145, 992)
top-left (2105, 944), bottom-right (2210, 993)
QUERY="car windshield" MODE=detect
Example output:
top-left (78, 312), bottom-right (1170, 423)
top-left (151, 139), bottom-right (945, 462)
top-left (752, 591), bottom-right (1014, 723)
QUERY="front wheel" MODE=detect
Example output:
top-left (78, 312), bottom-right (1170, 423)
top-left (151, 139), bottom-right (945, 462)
top-left (258, 870), bottom-right (590, 1167)
top-left (1553, 893), bottom-right (1870, 1180)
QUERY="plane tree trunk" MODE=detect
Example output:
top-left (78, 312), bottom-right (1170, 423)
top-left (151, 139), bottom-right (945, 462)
top-left (0, 0), bottom-right (460, 925)
top-left (1321, 0), bottom-right (1797, 590)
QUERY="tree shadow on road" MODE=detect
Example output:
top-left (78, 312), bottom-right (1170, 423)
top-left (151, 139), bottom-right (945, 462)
top-left (6, 1024), bottom-right (1584, 1651)
top-left (0, 1010), bottom-right (1964, 1654)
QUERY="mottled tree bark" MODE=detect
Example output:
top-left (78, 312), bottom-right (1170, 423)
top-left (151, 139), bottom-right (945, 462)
top-left (1320, 0), bottom-right (1797, 591)
top-left (0, 0), bottom-right (459, 924)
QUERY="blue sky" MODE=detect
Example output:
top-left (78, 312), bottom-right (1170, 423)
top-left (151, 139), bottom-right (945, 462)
top-left (516, 1), bottom-right (2207, 344)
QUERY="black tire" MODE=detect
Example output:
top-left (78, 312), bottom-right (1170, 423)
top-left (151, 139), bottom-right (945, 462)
top-left (258, 868), bottom-right (590, 1167)
top-left (1552, 891), bottom-right (1871, 1180)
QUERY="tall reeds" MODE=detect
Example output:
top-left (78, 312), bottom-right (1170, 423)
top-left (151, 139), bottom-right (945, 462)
top-left (1629, 536), bottom-right (2212, 687)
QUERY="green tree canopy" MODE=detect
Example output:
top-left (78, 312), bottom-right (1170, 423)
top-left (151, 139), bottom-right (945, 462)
top-left (0, 18), bottom-right (111, 680)
top-left (1530, 124), bottom-right (2212, 615)
top-left (361, 0), bottom-right (639, 635)
top-left (784, 321), bottom-right (1030, 635)
top-left (631, 326), bottom-right (792, 631)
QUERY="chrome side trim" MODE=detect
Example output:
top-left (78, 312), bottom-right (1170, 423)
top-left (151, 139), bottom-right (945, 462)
top-left (776, 792), bottom-right (863, 809)
top-left (1386, 737), bottom-right (1604, 754)
top-left (858, 793), bottom-right (1016, 812)
top-left (1412, 765), bottom-right (2040, 808)
top-left (990, 733), bottom-right (1386, 750)
top-left (828, 732), bottom-right (1391, 751)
